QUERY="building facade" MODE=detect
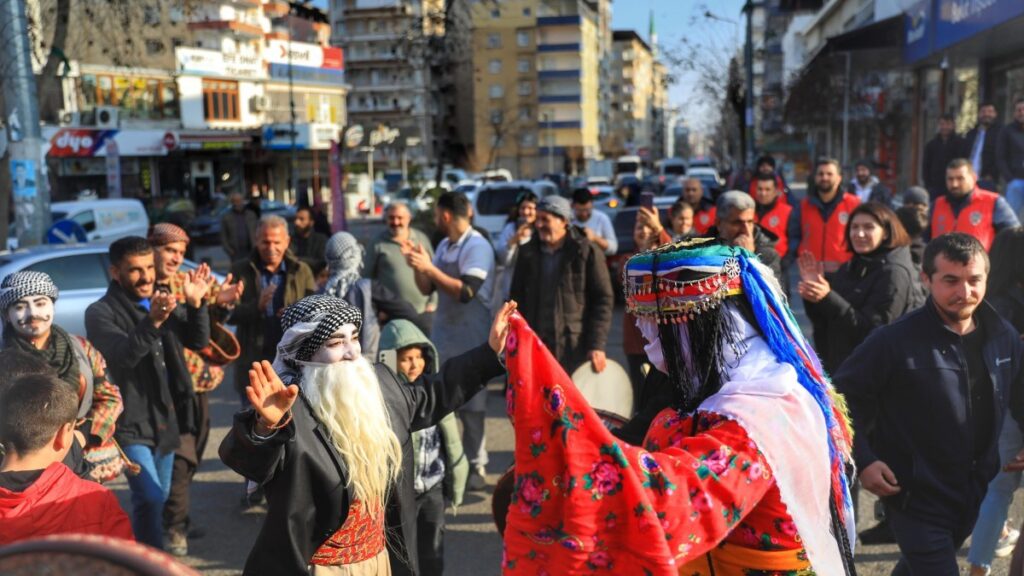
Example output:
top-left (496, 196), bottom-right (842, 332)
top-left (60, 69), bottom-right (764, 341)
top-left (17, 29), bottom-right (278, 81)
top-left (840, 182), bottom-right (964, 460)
top-left (604, 30), bottom-right (669, 163)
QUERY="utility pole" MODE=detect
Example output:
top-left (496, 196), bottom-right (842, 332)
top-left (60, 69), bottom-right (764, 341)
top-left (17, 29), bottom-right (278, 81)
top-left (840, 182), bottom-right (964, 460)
top-left (0, 0), bottom-right (51, 247)
top-left (288, 3), bottom-right (298, 203)
top-left (742, 0), bottom-right (760, 168)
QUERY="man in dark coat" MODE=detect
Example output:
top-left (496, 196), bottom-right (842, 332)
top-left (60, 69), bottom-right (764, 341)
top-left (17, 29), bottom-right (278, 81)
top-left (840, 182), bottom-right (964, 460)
top-left (219, 295), bottom-right (513, 575)
top-left (85, 236), bottom-right (211, 550)
top-left (509, 195), bottom-right (613, 374)
top-left (291, 206), bottom-right (329, 275)
top-left (964, 102), bottom-right (1002, 190)
top-left (923, 114), bottom-right (969, 201)
top-left (220, 192), bottom-right (258, 262)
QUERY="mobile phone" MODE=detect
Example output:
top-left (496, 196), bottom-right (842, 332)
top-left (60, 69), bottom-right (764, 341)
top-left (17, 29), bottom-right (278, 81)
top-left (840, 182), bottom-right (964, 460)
top-left (640, 191), bottom-right (655, 210)
top-left (378, 349), bottom-right (397, 373)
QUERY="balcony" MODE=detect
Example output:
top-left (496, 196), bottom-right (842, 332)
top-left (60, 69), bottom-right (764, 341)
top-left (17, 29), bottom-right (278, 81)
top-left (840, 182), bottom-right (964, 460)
top-left (537, 43), bottom-right (580, 53)
top-left (537, 15), bottom-right (581, 26)
top-left (538, 69), bottom-right (580, 79)
top-left (539, 94), bottom-right (581, 103)
top-left (263, 0), bottom-right (289, 17)
top-left (189, 17), bottom-right (264, 38)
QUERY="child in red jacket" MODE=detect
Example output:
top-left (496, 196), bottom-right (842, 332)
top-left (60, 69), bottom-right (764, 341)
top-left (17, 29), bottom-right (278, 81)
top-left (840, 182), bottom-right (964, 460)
top-left (0, 374), bottom-right (133, 544)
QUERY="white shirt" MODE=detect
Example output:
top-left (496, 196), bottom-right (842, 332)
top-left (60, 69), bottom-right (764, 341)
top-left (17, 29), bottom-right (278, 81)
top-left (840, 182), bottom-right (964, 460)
top-left (572, 209), bottom-right (618, 255)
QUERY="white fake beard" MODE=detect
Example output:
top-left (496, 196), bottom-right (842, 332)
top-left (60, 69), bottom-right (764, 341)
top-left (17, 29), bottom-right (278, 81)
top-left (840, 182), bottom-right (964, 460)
top-left (301, 356), bottom-right (402, 507)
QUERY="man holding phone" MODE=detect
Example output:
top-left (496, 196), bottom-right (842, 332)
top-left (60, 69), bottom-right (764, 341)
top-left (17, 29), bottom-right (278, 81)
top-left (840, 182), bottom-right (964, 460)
top-left (571, 188), bottom-right (617, 256)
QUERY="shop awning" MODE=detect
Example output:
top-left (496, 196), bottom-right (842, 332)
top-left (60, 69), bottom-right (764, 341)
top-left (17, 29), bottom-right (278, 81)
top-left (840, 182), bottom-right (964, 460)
top-left (824, 15), bottom-right (904, 53)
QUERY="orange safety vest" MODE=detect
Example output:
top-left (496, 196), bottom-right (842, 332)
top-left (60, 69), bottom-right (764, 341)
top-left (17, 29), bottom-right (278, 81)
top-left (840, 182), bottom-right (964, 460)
top-left (694, 206), bottom-right (717, 235)
top-left (931, 188), bottom-right (999, 251)
top-left (757, 201), bottom-right (793, 259)
top-left (799, 193), bottom-right (860, 267)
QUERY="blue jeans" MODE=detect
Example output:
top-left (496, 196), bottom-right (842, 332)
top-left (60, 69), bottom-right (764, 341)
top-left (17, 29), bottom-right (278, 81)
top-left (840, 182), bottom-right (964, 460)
top-left (967, 416), bottom-right (1023, 569)
top-left (122, 444), bottom-right (175, 549)
top-left (1006, 179), bottom-right (1024, 219)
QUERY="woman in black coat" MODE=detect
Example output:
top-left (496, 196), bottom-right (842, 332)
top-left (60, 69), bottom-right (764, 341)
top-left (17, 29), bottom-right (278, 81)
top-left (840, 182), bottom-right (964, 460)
top-left (797, 201), bottom-right (925, 375)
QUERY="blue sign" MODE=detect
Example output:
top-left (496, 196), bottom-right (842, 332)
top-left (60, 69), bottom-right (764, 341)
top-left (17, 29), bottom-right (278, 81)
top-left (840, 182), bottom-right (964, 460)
top-left (46, 219), bottom-right (88, 244)
top-left (268, 63), bottom-right (345, 87)
top-left (934, 0), bottom-right (1024, 52)
top-left (903, 0), bottom-right (932, 64)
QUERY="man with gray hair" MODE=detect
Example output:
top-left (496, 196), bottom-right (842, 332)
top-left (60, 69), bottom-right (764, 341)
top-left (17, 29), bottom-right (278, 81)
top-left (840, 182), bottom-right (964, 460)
top-left (220, 192), bottom-right (258, 262)
top-left (709, 190), bottom-right (783, 281)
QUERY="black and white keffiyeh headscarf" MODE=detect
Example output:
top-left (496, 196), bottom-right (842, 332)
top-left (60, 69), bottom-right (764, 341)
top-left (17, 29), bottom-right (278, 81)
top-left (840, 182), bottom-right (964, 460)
top-left (324, 232), bottom-right (364, 299)
top-left (0, 271), bottom-right (59, 311)
top-left (273, 295), bottom-right (363, 379)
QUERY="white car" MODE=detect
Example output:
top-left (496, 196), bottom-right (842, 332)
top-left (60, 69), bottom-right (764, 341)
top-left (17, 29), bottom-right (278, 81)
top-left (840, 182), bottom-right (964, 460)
top-left (685, 167), bottom-right (722, 186)
top-left (7, 198), bottom-right (150, 251)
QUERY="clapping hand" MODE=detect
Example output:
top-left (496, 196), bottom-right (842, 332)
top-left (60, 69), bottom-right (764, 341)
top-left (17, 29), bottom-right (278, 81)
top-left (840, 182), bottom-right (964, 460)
top-left (215, 273), bottom-right (245, 307)
top-left (247, 361), bottom-right (299, 435)
top-left (402, 242), bottom-right (433, 273)
top-left (149, 291), bottom-right (177, 327)
top-left (797, 251), bottom-right (825, 283)
top-left (796, 251), bottom-right (830, 303)
top-left (183, 263), bottom-right (213, 308)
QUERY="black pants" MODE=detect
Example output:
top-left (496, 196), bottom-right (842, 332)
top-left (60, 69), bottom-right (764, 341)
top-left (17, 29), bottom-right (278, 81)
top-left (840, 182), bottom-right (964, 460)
top-left (886, 504), bottom-right (975, 576)
top-left (164, 393), bottom-right (210, 532)
top-left (414, 483), bottom-right (445, 576)
top-left (626, 353), bottom-right (649, 416)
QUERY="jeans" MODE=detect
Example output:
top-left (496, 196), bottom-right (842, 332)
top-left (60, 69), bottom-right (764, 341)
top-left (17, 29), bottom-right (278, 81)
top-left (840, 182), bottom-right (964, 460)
top-left (1007, 179), bottom-right (1024, 219)
top-left (414, 483), bottom-right (446, 576)
top-left (968, 416), bottom-right (1024, 569)
top-left (458, 409), bottom-right (487, 469)
top-left (122, 444), bottom-right (175, 549)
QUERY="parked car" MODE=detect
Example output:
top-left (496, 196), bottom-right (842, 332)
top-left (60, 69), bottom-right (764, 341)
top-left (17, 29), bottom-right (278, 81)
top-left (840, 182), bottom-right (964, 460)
top-left (472, 181), bottom-right (558, 241)
top-left (189, 199), bottom-right (296, 245)
top-left (8, 199), bottom-right (150, 251)
top-left (0, 244), bottom-right (217, 337)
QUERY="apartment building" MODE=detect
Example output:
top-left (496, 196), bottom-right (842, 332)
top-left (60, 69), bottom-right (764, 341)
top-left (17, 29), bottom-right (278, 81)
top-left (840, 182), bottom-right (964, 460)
top-left (471, 0), bottom-right (601, 177)
top-left (605, 30), bottom-right (656, 159)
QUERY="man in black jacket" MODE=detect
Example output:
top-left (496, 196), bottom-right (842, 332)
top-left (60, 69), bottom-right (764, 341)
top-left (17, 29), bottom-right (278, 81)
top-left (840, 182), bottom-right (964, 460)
top-left (964, 102), bottom-right (1002, 191)
top-left (220, 295), bottom-right (513, 575)
top-left (509, 195), bottom-right (613, 374)
top-left (997, 98), bottom-right (1024, 217)
top-left (834, 233), bottom-right (1024, 575)
top-left (85, 236), bottom-right (211, 550)
top-left (923, 114), bottom-right (969, 201)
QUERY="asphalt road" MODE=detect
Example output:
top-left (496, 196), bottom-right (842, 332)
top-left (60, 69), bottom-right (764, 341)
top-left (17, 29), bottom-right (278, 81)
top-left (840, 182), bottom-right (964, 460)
top-left (102, 220), bottom-right (1023, 575)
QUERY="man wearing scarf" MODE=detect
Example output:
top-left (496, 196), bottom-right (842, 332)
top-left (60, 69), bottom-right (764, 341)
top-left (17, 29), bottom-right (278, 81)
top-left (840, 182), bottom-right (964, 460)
top-left (0, 271), bottom-right (123, 483)
top-left (500, 239), bottom-right (857, 575)
top-left (148, 223), bottom-right (244, 555)
top-left (220, 295), bottom-right (514, 575)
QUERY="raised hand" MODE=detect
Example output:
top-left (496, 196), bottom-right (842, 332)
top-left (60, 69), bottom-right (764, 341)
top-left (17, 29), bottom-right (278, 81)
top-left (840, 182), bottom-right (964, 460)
top-left (183, 264), bottom-right (213, 307)
top-left (247, 361), bottom-right (299, 434)
top-left (797, 251), bottom-right (824, 283)
top-left (489, 300), bottom-right (518, 355)
top-left (149, 291), bottom-right (178, 327)
top-left (215, 273), bottom-right (245, 307)
top-left (403, 242), bottom-right (432, 273)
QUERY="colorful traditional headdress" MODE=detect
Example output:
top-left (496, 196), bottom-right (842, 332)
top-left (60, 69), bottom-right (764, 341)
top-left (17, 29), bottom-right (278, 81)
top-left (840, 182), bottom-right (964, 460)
top-left (624, 238), bottom-right (856, 559)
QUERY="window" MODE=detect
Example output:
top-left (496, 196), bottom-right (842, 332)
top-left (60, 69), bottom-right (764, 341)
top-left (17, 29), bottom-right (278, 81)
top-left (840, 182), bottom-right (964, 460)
top-left (79, 74), bottom-right (179, 120)
top-left (517, 58), bottom-right (530, 73)
top-left (518, 106), bottom-right (532, 120)
top-left (487, 33), bottom-right (501, 48)
top-left (520, 132), bottom-right (536, 147)
top-left (489, 84), bottom-right (504, 99)
top-left (168, 5), bottom-right (184, 23)
top-left (517, 81), bottom-right (532, 96)
top-left (25, 254), bottom-right (108, 291)
top-left (516, 30), bottom-right (531, 47)
top-left (143, 5), bottom-right (161, 26)
top-left (145, 40), bottom-right (165, 55)
top-left (70, 210), bottom-right (96, 232)
top-left (523, 7), bottom-right (531, 16)
top-left (202, 79), bottom-right (240, 121)
top-left (489, 59), bottom-right (502, 74)
top-left (490, 109), bottom-right (503, 125)
top-left (491, 8), bottom-right (500, 17)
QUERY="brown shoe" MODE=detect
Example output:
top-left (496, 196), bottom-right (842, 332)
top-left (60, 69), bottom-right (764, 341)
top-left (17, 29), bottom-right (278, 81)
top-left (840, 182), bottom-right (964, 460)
top-left (165, 527), bottom-right (188, 557)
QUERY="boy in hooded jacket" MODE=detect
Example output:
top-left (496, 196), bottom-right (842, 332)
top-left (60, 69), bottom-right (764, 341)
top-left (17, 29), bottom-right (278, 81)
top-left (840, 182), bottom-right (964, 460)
top-left (379, 319), bottom-right (468, 576)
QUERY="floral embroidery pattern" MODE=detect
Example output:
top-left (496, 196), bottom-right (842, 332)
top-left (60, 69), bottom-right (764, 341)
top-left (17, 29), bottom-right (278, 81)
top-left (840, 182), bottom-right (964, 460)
top-left (543, 385), bottom-right (584, 444)
top-left (513, 471), bottom-right (550, 518)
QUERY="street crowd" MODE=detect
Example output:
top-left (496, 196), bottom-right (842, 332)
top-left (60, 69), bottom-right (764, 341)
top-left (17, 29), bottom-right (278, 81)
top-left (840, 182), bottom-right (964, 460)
top-left (3, 100), bottom-right (1024, 575)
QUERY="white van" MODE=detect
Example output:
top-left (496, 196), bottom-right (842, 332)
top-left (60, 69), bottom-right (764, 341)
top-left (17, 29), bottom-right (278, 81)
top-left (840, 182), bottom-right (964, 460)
top-left (7, 198), bottom-right (150, 250)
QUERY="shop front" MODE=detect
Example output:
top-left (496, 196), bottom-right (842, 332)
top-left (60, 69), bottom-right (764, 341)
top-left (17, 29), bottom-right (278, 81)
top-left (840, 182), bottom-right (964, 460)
top-left (43, 127), bottom-right (169, 201)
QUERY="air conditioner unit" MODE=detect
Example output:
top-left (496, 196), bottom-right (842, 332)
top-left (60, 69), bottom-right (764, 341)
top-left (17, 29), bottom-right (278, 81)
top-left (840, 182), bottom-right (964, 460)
top-left (250, 95), bottom-right (271, 113)
top-left (59, 109), bottom-right (80, 126)
top-left (96, 106), bottom-right (120, 128)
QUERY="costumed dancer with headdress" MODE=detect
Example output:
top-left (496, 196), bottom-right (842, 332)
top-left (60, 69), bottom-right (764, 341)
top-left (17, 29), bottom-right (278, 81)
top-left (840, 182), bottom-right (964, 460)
top-left (500, 238), bottom-right (857, 575)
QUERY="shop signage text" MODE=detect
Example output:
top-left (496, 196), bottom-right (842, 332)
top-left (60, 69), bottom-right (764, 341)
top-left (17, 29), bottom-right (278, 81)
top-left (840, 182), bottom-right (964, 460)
top-left (176, 47), bottom-right (264, 78)
top-left (266, 40), bottom-right (344, 70)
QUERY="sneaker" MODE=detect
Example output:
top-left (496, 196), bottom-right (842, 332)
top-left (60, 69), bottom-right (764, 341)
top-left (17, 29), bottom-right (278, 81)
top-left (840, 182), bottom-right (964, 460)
top-left (466, 466), bottom-right (487, 492)
top-left (995, 526), bottom-right (1021, 558)
top-left (858, 519), bottom-right (896, 545)
top-left (165, 527), bottom-right (188, 557)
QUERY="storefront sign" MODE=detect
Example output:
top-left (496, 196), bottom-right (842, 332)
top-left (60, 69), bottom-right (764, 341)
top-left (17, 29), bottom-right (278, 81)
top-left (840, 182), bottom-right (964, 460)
top-left (267, 63), bottom-right (345, 86)
top-left (175, 47), bottom-right (264, 79)
top-left (266, 40), bottom-right (344, 70)
top-left (903, 0), bottom-right (933, 64)
top-left (934, 0), bottom-right (1024, 52)
top-left (369, 125), bottom-right (400, 147)
top-left (262, 122), bottom-right (338, 150)
top-left (46, 128), bottom-right (170, 158)
top-left (345, 125), bottom-right (364, 149)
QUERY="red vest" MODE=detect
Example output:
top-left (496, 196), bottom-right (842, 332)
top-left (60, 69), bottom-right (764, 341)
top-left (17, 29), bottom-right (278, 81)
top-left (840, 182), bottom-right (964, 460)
top-left (799, 194), bottom-right (860, 267)
top-left (757, 201), bottom-right (793, 258)
top-left (931, 188), bottom-right (998, 250)
top-left (694, 206), bottom-right (717, 235)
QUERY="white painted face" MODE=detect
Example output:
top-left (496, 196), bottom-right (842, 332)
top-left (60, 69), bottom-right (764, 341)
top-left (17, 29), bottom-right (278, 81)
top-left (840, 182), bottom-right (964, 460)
top-left (636, 317), bottom-right (668, 375)
top-left (7, 296), bottom-right (55, 339)
top-left (310, 323), bottom-right (362, 364)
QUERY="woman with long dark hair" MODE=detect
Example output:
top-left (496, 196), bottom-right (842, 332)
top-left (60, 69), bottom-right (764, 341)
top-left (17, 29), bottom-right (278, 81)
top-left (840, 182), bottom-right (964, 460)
top-left (970, 227), bottom-right (1024, 576)
top-left (798, 201), bottom-right (925, 374)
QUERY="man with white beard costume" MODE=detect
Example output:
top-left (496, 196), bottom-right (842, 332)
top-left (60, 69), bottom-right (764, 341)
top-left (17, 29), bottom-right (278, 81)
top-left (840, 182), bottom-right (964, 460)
top-left (219, 294), bottom-right (514, 575)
